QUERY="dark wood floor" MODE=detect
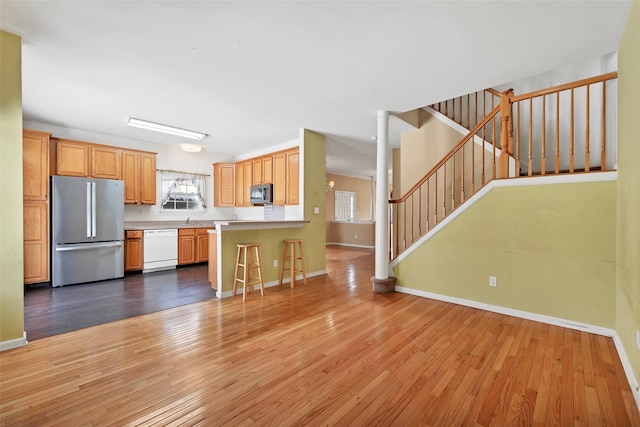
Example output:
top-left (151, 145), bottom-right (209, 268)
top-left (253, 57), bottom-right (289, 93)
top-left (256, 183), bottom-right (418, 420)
top-left (24, 264), bottom-right (217, 340)
top-left (4, 246), bottom-right (638, 425)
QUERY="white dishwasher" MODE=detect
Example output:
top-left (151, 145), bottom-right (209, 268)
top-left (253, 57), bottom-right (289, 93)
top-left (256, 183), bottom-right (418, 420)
top-left (143, 229), bottom-right (178, 273)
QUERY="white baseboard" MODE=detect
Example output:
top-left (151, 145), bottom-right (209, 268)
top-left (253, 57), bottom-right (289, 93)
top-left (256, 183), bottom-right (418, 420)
top-left (0, 332), bottom-right (28, 352)
top-left (396, 286), bottom-right (640, 413)
top-left (613, 334), bottom-right (640, 412)
top-left (326, 242), bottom-right (375, 249)
top-left (218, 270), bottom-right (327, 298)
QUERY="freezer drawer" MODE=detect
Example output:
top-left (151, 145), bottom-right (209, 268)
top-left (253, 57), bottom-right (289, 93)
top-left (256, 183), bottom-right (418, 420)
top-left (52, 241), bottom-right (124, 287)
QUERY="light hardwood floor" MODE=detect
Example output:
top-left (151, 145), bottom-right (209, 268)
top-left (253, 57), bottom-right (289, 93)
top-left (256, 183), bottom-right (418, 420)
top-left (1, 246), bottom-right (639, 426)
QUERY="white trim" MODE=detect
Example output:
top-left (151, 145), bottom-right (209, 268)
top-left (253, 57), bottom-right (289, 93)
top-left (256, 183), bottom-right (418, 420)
top-left (213, 221), bottom-right (308, 231)
top-left (390, 171), bottom-right (618, 268)
top-left (395, 285), bottom-right (640, 414)
top-left (326, 242), bottom-right (375, 249)
top-left (613, 334), bottom-right (640, 412)
top-left (0, 332), bottom-right (28, 352)
top-left (218, 269), bottom-right (327, 298)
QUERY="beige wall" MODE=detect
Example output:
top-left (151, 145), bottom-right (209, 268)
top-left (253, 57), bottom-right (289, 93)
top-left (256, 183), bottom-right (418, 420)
top-left (0, 31), bottom-right (25, 343)
top-left (400, 112), bottom-right (463, 194)
top-left (394, 181), bottom-right (617, 328)
top-left (324, 173), bottom-right (375, 246)
top-left (218, 130), bottom-right (327, 293)
top-left (617, 0), bottom-right (640, 384)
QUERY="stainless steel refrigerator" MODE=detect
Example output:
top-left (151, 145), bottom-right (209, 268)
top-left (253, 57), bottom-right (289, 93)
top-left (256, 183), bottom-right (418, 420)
top-left (51, 175), bottom-right (124, 287)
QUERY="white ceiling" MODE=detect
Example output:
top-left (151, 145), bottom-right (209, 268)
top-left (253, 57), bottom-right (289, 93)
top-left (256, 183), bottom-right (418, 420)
top-left (1, 1), bottom-right (632, 178)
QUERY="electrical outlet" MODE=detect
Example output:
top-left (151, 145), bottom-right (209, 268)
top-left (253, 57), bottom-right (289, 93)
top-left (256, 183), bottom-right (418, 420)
top-left (273, 260), bottom-right (278, 267)
top-left (313, 206), bottom-right (320, 214)
top-left (355, 234), bottom-right (358, 239)
top-left (489, 276), bottom-right (497, 287)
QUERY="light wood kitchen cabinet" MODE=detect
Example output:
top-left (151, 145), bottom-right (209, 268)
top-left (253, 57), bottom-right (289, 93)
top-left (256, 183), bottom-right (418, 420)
top-left (262, 155), bottom-right (273, 184)
top-left (243, 160), bottom-right (253, 206)
top-left (196, 228), bottom-right (209, 263)
top-left (178, 228), bottom-right (197, 265)
top-left (272, 152), bottom-right (286, 205)
top-left (285, 148), bottom-right (300, 205)
top-left (23, 130), bottom-right (51, 201)
top-left (178, 228), bottom-right (212, 265)
top-left (122, 150), bottom-right (157, 205)
top-left (23, 129), bottom-right (51, 284)
top-left (139, 153), bottom-right (156, 205)
top-left (252, 156), bottom-right (273, 185)
top-left (91, 146), bottom-right (121, 180)
top-left (235, 162), bottom-right (245, 206)
top-left (55, 139), bottom-right (90, 177)
top-left (213, 162), bottom-right (236, 207)
top-left (23, 201), bottom-right (49, 284)
top-left (124, 230), bottom-right (143, 272)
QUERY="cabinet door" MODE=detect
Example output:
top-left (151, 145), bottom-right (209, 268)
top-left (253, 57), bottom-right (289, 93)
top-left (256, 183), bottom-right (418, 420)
top-left (178, 229), bottom-right (196, 265)
top-left (56, 141), bottom-right (89, 177)
top-left (252, 158), bottom-right (263, 185)
top-left (243, 161), bottom-right (253, 206)
top-left (235, 162), bottom-right (245, 206)
top-left (213, 163), bottom-right (236, 207)
top-left (92, 146), bottom-right (121, 179)
top-left (262, 156), bottom-right (273, 184)
top-left (125, 231), bottom-right (144, 271)
top-left (23, 130), bottom-right (50, 201)
top-left (139, 153), bottom-right (156, 205)
top-left (286, 148), bottom-right (300, 205)
top-left (23, 201), bottom-right (49, 283)
top-left (272, 152), bottom-right (286, 205)
top-left (196, 229), bottom-right (209, 263)
top-left (122, 151), bottom-right (140, 204)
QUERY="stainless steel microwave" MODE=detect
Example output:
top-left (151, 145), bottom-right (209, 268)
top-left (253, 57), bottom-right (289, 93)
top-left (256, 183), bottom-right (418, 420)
top-left (249, 183), bottom-right (273, 205)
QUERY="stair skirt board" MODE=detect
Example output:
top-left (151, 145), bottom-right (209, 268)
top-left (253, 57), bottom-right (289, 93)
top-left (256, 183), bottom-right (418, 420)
top-left (389, 171), bottom-right (618, 269)
top-left (394, 285), bottom-right (640, 414)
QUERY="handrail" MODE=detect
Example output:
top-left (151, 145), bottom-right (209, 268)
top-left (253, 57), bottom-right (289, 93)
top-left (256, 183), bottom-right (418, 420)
top-left (389, 72), bottom-right (618, 261)
top-left (510, 72), bottom-right (617, 102)
top-left (390, 105), bottom-right (501, 204)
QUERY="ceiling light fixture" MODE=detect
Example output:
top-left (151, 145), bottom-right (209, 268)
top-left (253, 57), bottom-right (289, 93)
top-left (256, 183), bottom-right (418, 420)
top-left (124, 117), bottom-right (207, 140)
top-left (180, 143), bottom-right (202, 153)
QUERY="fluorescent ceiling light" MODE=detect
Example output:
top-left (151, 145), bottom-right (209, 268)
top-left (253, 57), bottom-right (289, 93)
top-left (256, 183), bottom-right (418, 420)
top-left (125, 117), bottom-right (207, 140)
top-left (181, 143), bottom-right (202, 153)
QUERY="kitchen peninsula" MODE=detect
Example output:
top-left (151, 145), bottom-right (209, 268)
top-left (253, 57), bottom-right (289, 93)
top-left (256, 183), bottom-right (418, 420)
top-left (207, 220), bottom-right (311, 298)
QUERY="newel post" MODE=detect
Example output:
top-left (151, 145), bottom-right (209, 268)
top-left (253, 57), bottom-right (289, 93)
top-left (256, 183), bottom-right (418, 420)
top-left (499, 89), bottom-right (514, 178)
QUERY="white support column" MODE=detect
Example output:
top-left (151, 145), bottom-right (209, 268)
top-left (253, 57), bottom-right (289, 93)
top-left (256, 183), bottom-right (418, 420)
top-left (372, 111), bottom-right (396, 293)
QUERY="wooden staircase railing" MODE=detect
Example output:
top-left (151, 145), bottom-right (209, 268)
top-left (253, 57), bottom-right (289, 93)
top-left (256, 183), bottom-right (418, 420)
top-left (431, 88), bottom-right (501, 132)
top-left (389, 72), bottom-right (618, 261)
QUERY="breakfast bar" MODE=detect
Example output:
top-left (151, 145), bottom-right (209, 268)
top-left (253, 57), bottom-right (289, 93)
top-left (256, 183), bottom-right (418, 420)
top-left (208, 220), bottom-right (310, 298)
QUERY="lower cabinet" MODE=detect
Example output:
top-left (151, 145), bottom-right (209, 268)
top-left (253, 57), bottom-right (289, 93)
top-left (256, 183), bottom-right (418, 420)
top-left (125, 230), bottom-right (144, 272)
top-left (178, 228), bottom-right (212, 265)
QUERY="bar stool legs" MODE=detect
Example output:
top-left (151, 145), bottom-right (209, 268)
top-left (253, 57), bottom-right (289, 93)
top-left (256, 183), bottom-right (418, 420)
top-left (279, 239), bottom-right (307, 288)
top-left (233, 243), bottom-right (264, 301)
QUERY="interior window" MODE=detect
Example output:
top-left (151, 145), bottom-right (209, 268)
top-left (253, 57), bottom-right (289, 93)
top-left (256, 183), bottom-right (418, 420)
top-left (160, 171), bottom-right (207, 212)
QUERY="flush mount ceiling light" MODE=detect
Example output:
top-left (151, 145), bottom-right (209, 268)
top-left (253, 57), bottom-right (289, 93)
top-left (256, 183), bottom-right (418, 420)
top-left (124, 117), bottom-right (207, 140)
top-left (180, 143), bottom-right (202, 153)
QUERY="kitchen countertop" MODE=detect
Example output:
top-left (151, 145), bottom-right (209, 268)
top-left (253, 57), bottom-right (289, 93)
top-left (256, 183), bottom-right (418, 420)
top-left (124, 221), bottom-right (218, 230)
top-left (125, 220), bottom-right (310, 231)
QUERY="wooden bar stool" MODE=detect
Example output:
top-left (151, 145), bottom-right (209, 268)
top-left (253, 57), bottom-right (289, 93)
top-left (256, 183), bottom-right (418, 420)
top-left (279, 239), bottom-right (307, 288)
top-left (233, 243), bottom-right (264, 301)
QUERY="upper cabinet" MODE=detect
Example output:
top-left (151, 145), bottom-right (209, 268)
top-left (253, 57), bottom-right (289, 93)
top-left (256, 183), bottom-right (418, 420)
top-left (213, 162), bottom-right (236, 207)
top-left (123, 150), bottom-right (156, 205)
top-left (215, 147), bottom-right (299, 207)
top-left (23, 129), bottom-right (51, 201)
top-left (52, 137), bottom-right (157, 205)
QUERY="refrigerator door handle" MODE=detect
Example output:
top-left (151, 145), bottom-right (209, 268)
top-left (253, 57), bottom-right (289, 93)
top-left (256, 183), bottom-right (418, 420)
top-left (91, 182), bottom-right (97, 238)
top-left (86, 182), bottom-right (92, 238)
top-left (55, 241), bottom-right (123, 252)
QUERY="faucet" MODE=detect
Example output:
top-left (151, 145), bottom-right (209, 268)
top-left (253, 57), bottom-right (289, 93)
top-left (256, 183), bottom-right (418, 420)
top-left (185, 217), bottom-right (190, 224)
